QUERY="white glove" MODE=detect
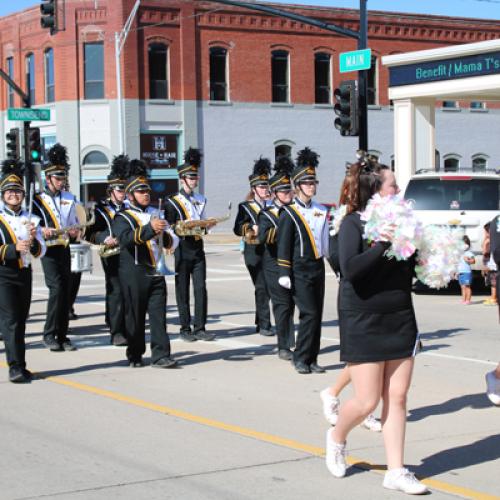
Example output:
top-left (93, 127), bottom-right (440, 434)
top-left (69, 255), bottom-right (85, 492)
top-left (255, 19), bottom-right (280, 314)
top-left (279, 276), bottom-right (292, 289)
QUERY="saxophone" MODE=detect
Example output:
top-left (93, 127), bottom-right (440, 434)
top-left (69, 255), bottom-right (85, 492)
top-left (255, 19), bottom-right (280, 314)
top-left (174, 203), bottom-right (232, 237)
top-left (46, 204), bottom-right (96, 248)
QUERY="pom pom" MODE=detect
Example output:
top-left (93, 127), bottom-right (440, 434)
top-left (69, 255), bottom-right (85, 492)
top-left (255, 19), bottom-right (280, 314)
top-left (361, 194), bottom-right (422, 261)
top-left (330, 204), bottom-right (347, 236)
top-left (183, 147), bottom-right (202, 167)
top-left (415, 225), bottom-right (465, 289)
top-left (47, 143), bottom-right (69, 169)
top-left (296, 147), bottom-right (319, 169)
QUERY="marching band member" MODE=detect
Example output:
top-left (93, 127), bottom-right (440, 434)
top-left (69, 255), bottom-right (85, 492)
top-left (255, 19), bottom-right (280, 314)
top-left (277, 148), bottom-right (329, 374)
top-left (113, 159), bottom-right (179, 368)
top-left (233, 158), bottom-right (273, 337)
top-left (258, 156), bottom-right (295, 359)
top-left (87, 155), bottom-right (128, 346)
top-left (0, 159), bottom-right (45, 383)
top-left (165, 148), bottom-right (215, 342)
top-left (32, 144), bottom-right (79, 352)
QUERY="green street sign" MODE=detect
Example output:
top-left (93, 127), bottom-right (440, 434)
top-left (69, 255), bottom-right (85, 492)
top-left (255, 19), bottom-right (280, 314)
top-left (7, 108), bottom-right (51, 121)
top-left (339, 49), bottom-right (372, 73)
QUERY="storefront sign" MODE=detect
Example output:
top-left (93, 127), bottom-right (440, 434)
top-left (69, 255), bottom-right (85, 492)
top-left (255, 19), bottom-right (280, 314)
top-left (140, 133), bottom-right (178, 168)
top-left (389, 50), bottom-right (500, 87)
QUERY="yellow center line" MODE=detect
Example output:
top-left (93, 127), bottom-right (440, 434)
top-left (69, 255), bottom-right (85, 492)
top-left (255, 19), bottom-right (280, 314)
top-left (1, 362), bottom-right (499, 500)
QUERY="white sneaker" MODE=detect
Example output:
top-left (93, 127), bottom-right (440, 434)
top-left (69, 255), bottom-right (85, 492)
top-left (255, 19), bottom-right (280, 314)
top-left (383, 468), bottom-right (428, 495)
top-left (361, 413), bottom-right (382, 432)
top-left (320, 388), bottom-right (340, 426)
top-left (485, 371), bottom-right (500, 406)
top-left (325, 428), bottom-right (346, 478)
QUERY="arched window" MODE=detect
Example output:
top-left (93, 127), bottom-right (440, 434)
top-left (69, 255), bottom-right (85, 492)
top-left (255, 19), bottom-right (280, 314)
top-left (472, 154), bottom-right (488, 172)
top-left (149, 43), bottom-right (168, 99)
top-left (367, 56), bottom-right (377, 105)
top-left (44, 48), bottom-right (55, 103)
top-left (271, 50), bottom-right (289, 103)
top-left (25, 53), bottom-right (35, 106)
top-left (209, 47), bottom-right (228, 101)
top-left (314, 52), bottom-right (331, 104)
top-left (83, 151), bottom-right (108, 165)
top-left (443, 154), bottom-right (461, 172)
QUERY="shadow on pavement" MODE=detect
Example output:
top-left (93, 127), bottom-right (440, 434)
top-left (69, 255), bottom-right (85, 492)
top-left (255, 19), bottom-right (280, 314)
top-left (174, 344), bottom-right (277, 366)
top-left (419, 328), bottom-right (468, 340)
top-left (408, 392), bottom-right (492, 422)
top-left (417, 434), bottom-right (500, 479)
top-left (34, 359), bottom-right (129, 378)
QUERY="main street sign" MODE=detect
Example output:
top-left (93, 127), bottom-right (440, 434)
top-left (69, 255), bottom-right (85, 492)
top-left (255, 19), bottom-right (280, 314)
top-left (7, 108), bottom-right (51, 121)
top-left (339, 49), bottom-right (372, 73)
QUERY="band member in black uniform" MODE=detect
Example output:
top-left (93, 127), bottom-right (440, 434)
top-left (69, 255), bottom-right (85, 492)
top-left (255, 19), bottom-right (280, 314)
top-left (113, 159), bottom-right (179, 367)
top-left (233, 158), bottom-right (273, 336)
top-left (0, 159), bottom-right (45, 383)
top-left (258, 156), bottom-right (295, 359)
top-left (87, 155), bottom-right (128, 346)
top-left (277, 148), bottom-right (329, 374)
top-left (165, 148), bottom-right (215, 342)
top-left (33, 144), bottom-right (79, 352)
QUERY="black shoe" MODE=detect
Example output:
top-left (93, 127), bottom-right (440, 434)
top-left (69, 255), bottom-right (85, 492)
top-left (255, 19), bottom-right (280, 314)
top-left (22, 368), bottom-right (34, 381)
top-left (294, 361), bottom-right (311, 374)
top-left (61, 339), bottom-right (77, 351)
top-left (180, 331), bottom-right (197, 342)
top-left (44, 336), bottom-right (63, 351)
top-left (259, 328), bottom-right (275, 337)
top-left (278, 349), bottom-right (293, 361)
top-left (68, 311), bottom-right (78, 321)
top-left (151, 357), bottom-right (177, 369)
top-left (9, 366), bottom-right (31, 383)
top-left (112, 333), bottom-right (128, 346)
top-left (310, 362), bottom-right (326, 374)
top-left (193, 330), bottom-right (215, 341)
top-left (129, 359), bottom-right (144, 368)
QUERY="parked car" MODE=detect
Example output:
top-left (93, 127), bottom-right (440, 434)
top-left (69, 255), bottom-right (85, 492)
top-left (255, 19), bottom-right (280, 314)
top-left (403, 170), bottom-right (500, 271)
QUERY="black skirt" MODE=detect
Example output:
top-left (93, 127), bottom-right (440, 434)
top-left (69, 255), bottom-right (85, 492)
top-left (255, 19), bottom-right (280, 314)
top-left (339, 307), bottom-right (418, 363)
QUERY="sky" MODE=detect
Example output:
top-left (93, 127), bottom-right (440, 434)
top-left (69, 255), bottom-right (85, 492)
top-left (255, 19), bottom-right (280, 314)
top-left (1, 0), bottom-right (499, 20)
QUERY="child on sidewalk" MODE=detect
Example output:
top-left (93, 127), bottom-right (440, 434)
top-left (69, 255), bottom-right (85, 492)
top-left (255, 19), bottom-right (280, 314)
top-left (458, 235), bottom-right (475, 305)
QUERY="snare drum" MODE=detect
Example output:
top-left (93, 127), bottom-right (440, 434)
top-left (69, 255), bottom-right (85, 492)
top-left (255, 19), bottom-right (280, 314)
top-left (70, 243), bottom-right (93, 273)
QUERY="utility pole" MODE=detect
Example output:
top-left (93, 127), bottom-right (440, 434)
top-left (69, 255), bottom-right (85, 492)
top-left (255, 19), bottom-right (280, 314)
top-left (204, 0), bottom-right (369, 150)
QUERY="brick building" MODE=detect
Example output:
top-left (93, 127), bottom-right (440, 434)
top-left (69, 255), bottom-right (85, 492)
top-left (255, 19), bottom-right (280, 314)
top-left (1, 0), bottom-right (500, 219)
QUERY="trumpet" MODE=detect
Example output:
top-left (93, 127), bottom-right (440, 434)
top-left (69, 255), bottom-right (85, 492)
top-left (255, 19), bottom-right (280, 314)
top-left (149, 198), bottom-right (175, 276)
top-left (98, 243), bottom-right (120, 259)
top-left (174, 202), bottom-right (232, 237)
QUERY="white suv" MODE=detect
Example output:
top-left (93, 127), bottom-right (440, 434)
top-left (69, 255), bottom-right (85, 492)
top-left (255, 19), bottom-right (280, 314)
top-left (404, 170), bottom-right (500, 271)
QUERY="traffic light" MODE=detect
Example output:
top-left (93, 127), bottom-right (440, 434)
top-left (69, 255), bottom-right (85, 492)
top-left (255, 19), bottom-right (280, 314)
top-left (5, 128), bottom-right (20, 160)
top-left (40, 0), bottom-right (57, 35)
top-left (28, 128), bottom-right (42, 162)
top-left (334, 80), bottom-right (359, 137)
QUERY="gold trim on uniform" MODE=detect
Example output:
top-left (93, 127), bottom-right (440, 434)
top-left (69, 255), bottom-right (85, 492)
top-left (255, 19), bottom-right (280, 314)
top-left (290, 205), bottom-right (320, 259)
top-left (0, 214), bottom-right (23, 268)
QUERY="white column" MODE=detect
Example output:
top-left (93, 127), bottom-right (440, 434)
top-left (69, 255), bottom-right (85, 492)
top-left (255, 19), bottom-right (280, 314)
top-left (393, 98), bottom-right (435, 191)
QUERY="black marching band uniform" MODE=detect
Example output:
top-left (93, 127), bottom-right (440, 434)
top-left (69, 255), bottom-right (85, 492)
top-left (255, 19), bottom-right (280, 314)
top-left (87, 155), bottom-right (128, 346)
top-left (165, 148), bottom-right (215, 342)
top-left (277, 148), bottom-right (329, 374)
top-left (0, 160), bottom-right (45, 383)
top-left (32, 144), bottom-right (79, 352)
top-left (258, 156), bottom-right (295, 358)
top-left (113, 160), bottom-right (179, 367)
top-left (233, 158), bottom-right (273, 336)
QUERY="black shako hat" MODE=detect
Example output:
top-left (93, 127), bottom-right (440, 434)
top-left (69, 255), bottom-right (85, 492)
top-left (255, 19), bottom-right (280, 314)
top-left (292, 147), bottom-right (319, 184)
top-left (44, 143), bottom-right (69, 178)
top-left (125, 159), bottom-right (150, 194)
top-left (249, 157), bottom-right (271, 187)
top-left (107, 154), bottom-right (129, 188)
top-left (0, 159), bottom-right (25, 192)
top-left (178, 148), bottom-right (202, 177)
top-left (269, 156), bottom-right (294, 192)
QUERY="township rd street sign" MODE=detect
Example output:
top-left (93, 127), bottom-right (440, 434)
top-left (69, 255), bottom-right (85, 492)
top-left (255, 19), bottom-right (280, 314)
top-left (7, 108), bottom-right (51, 121)
top-left (339, 49), bottom-right (372, 73)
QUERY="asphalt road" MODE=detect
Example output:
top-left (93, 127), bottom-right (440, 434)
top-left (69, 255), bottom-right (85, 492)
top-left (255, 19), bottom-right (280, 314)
top-left (1, 242), bottom-right (499, 500)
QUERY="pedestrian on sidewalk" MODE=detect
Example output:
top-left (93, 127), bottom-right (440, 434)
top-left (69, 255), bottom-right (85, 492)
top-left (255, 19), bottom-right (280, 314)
top-left (481, 222), bottom-right (497, 306)
top-left (458, 235), bottom-right (475, 305)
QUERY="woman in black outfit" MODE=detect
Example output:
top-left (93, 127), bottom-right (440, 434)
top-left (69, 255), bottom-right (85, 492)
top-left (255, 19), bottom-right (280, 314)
top-left (325, 157), bottom-right (427, 495)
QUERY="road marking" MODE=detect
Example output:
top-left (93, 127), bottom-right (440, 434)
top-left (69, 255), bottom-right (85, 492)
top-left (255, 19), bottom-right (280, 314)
top-left (0, 361), bottom-right (497, 500)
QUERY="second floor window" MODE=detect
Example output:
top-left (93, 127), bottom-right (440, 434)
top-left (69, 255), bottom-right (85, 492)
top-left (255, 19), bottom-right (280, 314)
top-left (25, 53), bottom-right (35, 106)
top-left (209, 47), bottom-right (227, 101)
top-left (271, 50), bottom-right (289, 103)
top-left (367, 56), bottom-right (377, 105)
top-left (84, 42), bottom-right (104, 99)
top-left (6, 57), bottom-right (14, 107)
top-left (149, 43), bottom-right (168, 99)
top-left (314, 52), bottom-right (331, 104)
top-left (44, 48), bottom-right (55, 103)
